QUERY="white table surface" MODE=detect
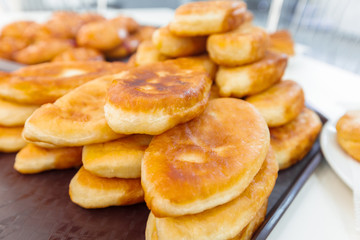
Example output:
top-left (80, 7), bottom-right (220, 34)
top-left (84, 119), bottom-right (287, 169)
top-left (1, 8), bottom-right (360, 240)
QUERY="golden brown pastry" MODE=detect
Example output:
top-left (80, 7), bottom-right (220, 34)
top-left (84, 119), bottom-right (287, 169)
top-left (152, 26), bottom-right (207, 57)
top-left (0, 61), bottom-right (126, 105)
top-left (23, 74), bottom-right (126, 147)
top-left (76, 21), bottom-right (126, 51)
top-left (13, 39), bottom-right (73, 64)
top-left (52, 47), bottom-right (104, 62)
top-left (246, 80), bottom-right (305, 127)
top-left (135, 40), bottom-right (168, 66)
top-left (187, 54), bottom-right (218, 80)
top-left (105, 58), bottom-right (212, 135)
top-left (104, 25), bottom-right (157, 60)
top-left (0, 98), bottom-right (39, 127)
top-left (1, 21), bottom-right (36, 39)
top-left (145, 149), bottom-right (277, 239)
top-left (44, 11), bottom-right (85, 39)
top-left (207, 24), bottom-right (270, 66)
top-left (169, 1), bottom-right (246, 36)
top-left (231, 200), bottom-right (267, 240)
top-left (336, 110), bottom-right (360, 162)
top-left (0, 36), bottom-right (29, 60)
top-left (109, 15), bottom-right (140, 34)
top-left (79, 12), bottom-right (106, 24)
top-left (69, 167), bottom-right (144, 208)
top-left (146, 200), bottom-right (268, 240)
top-left (82, 135), bottom-right (152, 178)
top-left (142, 98), bottom-right (269, 217)
top-left (104, 33), bottom-right (140, 60)
top-left (0, 126), bottom-right (26, 152)
top-left (269, 30), bottom-right (295, 56)
top-left (216, 51), bottom-right (287, 98)
top-left (270, 108), bottom-right (322, 170)
top-left (136, 26), bottom-right (157, 42)
top-left (14, 144), bottom-right (82, 174)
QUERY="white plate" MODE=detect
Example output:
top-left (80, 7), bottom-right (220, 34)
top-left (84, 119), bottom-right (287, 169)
top-left (320, 120), bottom-right (360, 190)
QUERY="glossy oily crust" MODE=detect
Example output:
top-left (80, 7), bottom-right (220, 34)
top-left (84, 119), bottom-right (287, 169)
top-left (207, 24), bottom-right (270, 67)
top-left (105, 58), bottom-right (212, 135)
top-left (336, 110), bottom-right (360, 162)
top-left (14, 144), bottom-right (82, 174)
top-left (23, 75), bottom-right (126, 147)
top-left (246, 80), bottom-right (305, 127)
top-left (146, 200), bottom-right (268, 240)
top-left (52, 47), bottom-right (104, 62)
top-left (141, 98), bottom-right (270, 217)
top-left (0, 98), bottom-right (39, 127)
top-left (0, 126), bottom-right (26, 152)
top-left (216, 51), bottom-right (288, 98)
top-left (83, 135), bottom-right (153, 178)
top-left (13, 39), bottom-right (73, 64)
top-left (147, 149), bottom-right (277, 239)
top-left (169, 1), bottom-right (246, 36)
top-left (135, 40), bottom-right (169, 66)
top-left (69, 167), bottom-right (144, 209)
top-left (270, 108), bottom-right (322, 170)
top-left (152, 27), bottom-right (207, 57)
top-left (0, 61), bottom-right (126, 105)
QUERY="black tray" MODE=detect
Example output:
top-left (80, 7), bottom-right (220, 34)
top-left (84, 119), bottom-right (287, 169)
top-left (0, 114), bottom-right (326, 240)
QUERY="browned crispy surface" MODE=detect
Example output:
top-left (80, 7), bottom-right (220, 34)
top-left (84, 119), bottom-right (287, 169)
top-left (107, 58), bottom-right (211, 113)
top-left (270, 108), bottom-right (322, 169)
top-left (0, 61), bottom-right (126, 104)
top-left (142, 98), bottom-right (269, 217)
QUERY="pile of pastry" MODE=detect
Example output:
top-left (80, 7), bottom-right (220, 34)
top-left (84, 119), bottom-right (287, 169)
top-left (0, 1), bottom-right (324, 239)
top-left (0, 11), bottom-right (155, 64)
top-left (131, 1), bottom-right (321, 171)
